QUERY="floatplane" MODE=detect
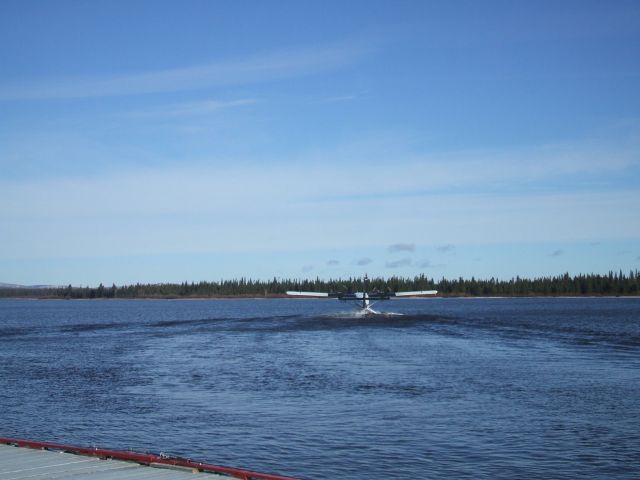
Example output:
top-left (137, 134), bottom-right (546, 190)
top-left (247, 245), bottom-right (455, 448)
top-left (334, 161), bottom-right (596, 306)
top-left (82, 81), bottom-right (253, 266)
top-left (286, 274), bottom-right (437, 314)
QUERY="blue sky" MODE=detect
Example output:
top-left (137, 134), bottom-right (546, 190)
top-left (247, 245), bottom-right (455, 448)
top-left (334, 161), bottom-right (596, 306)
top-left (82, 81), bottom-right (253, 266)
top-left (1, 0), bottom-right (639, 286)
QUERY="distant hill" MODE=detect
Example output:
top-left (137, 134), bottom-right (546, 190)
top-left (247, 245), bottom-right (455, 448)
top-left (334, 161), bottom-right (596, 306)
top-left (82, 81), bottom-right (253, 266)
top-left (0, 282), bottom-right (62, 289)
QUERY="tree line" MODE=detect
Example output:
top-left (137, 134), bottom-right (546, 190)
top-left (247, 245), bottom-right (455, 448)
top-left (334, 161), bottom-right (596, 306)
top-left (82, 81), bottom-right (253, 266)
top-left (1, 271), bottom-right (639, 298)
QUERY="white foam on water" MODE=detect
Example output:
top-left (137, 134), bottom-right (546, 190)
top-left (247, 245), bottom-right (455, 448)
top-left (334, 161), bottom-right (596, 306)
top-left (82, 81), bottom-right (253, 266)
top-left (321, 309), bottom-right (404, 318)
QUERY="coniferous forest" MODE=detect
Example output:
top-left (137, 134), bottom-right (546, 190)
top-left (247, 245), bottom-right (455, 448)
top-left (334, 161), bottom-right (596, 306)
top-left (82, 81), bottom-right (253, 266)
top-left (1, 271), bottom-right (639, 298)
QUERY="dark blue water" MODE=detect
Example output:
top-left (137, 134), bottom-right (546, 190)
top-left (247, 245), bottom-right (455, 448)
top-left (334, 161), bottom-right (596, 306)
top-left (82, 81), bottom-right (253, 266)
top-left (1, 298), bottom-right (639, 479)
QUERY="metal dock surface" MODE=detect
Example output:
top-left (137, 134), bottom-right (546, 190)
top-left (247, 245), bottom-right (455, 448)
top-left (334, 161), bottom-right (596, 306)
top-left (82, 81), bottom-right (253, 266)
top-left (0, 444), bottom-right (226, 479)
top-left (0, 438), bottom-right (299, 480)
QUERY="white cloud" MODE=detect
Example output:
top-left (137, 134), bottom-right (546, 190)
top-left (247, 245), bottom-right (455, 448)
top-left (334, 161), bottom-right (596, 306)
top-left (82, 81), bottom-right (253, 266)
top-left (1, 134), bottom-right (639, 261)
top-left (2, 158), bottom-right (639, 261)
top-left (125, 99), bottom-right (256, 118)
top-left (0, 42), bottom-right (371, 100)
top-left (295, 137), bottom-right (639, 202)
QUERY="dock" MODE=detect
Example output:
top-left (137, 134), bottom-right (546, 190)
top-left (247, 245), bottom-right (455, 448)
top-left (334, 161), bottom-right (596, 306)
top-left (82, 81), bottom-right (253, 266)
top-left (0, 437), bottom-right (299, 480)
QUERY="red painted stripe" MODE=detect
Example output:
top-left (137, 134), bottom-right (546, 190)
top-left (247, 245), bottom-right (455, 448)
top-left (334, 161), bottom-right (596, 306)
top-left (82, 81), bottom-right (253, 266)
top-left (0, 437), bottom-right (301, 480)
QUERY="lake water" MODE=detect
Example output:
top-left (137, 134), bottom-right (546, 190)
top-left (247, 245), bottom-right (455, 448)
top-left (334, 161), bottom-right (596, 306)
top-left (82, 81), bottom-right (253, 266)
top-left (1, 297), bottom-right (639, 479)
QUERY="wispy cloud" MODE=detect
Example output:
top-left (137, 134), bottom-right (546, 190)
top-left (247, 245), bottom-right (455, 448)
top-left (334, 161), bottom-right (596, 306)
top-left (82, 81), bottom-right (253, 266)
top-left (2, 161), bottom-right (640, 259)
top-left (386, 258), bottom-right (445, 269)
top-left (436, 244), bottom-right (455, 253)
top-left (315, 90), bottom-right (371, 104)
top-left (388, 243), bottom-right (415, 253)
top-left (300, 137), bottom-right (640, 203)
top-left (326, 259), bottom-right (340, 266)
top-left (319, 94), bottom-right (358, 103)
top-left (550, 249), bottom-right (564, 257)
top-left (302, 265), bottom-right (314, 272)
top-left (126, 99), bottom-right (256, 118)
top-left (417, 259), bottom-right (445, 268)
top-left (386, 258), bottom-right (412, 268)
top-left (0, 42), bottom-right (371, 101)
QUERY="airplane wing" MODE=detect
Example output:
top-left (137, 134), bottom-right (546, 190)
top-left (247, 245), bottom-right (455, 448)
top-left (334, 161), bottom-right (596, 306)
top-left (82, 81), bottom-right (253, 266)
top-left (393, 290), bottom-right (438, 297)
top-left (285, 291), bottom-right (330, 297)
top-left (286, 289), bottom-right (438, 299)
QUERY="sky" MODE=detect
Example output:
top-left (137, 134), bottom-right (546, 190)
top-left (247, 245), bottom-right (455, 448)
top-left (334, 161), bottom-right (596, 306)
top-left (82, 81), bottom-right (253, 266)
top-left (1, 0), bottom-right (640, 286)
